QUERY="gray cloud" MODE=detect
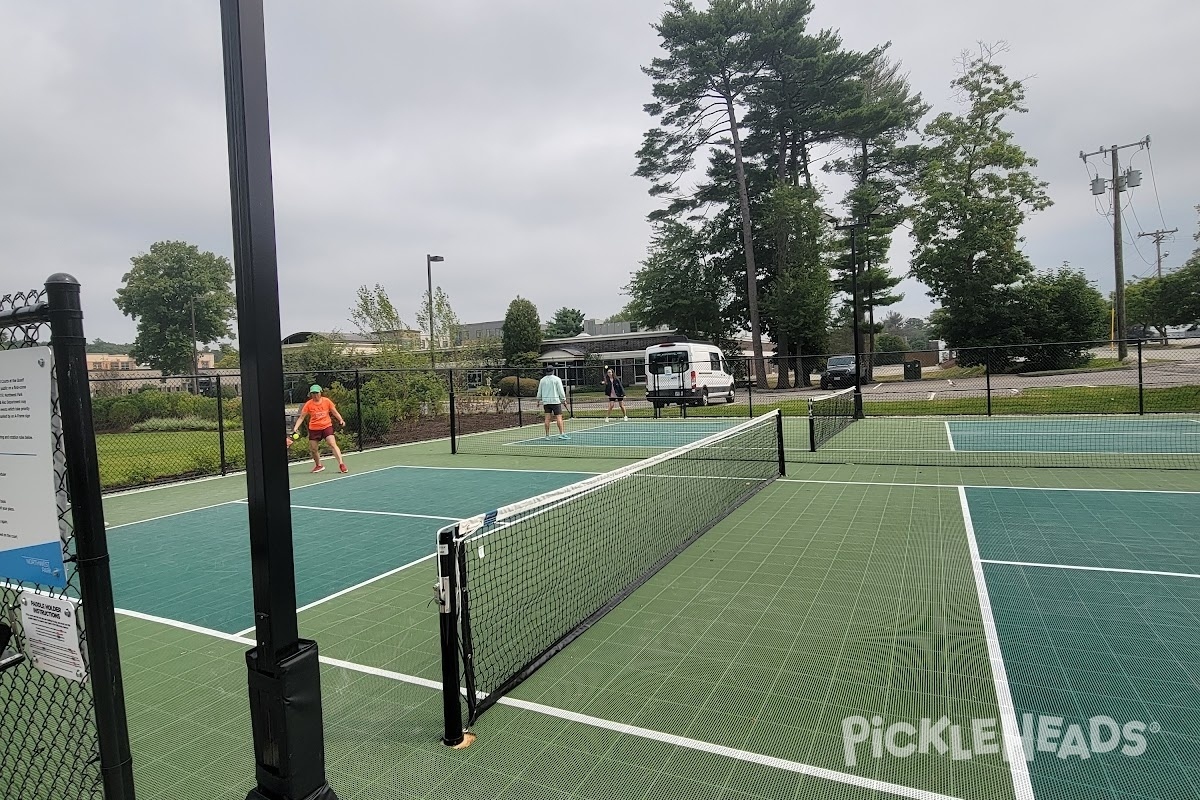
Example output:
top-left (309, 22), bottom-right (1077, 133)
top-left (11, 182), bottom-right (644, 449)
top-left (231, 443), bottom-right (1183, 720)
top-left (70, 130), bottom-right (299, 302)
top-left (2, 0), bottom-right (1196, 345)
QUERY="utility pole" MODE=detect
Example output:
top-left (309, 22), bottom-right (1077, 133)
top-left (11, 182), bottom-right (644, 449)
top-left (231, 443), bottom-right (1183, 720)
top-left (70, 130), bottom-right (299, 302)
top-left (1080, 136), bottom-right (1149, 361)
top-left (1137, 228), bottom-right (1177, 279)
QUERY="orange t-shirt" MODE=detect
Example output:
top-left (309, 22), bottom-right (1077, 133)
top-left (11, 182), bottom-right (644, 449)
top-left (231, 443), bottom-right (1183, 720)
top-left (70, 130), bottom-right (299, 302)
top-left (301, 397), bottom-right (337, 431)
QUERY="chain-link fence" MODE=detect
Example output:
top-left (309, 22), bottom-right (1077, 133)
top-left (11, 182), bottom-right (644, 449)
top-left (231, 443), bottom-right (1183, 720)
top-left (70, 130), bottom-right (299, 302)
top-left (89, 340), bottom-right (1200, 486)
top-left (1, 279), bottom-right (134, 799)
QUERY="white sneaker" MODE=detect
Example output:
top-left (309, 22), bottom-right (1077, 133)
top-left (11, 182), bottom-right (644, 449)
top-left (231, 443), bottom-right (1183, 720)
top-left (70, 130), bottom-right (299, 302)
top-left (623, 416), bottom-right (629, 421)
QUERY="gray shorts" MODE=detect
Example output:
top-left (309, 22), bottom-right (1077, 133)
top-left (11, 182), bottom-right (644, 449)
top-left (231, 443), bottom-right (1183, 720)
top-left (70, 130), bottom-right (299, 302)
top-left (543, 403), bottom-right (562, 415)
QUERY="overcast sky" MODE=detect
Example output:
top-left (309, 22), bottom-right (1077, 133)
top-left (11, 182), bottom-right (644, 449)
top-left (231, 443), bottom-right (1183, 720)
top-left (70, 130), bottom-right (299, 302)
top-left (2, 0), bottom-right (1197, 346)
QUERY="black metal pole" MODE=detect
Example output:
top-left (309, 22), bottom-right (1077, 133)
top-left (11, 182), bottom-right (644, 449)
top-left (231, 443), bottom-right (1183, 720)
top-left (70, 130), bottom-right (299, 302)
top-left (747, 360), bottom-right (753, 417)
top-left (516, 369), bottom-right (523, 427)
top-left (45, 274), bottom-right (137, 800)
top-left (437, 525), bottom-right (465, 746)
top-left (848, 228), bottom-right (864, 419)
top-left (1136, 339), bottom-right (1144, 415)
top-left (218, 3), bottom-right (337, 799)
top-left (448, 370), bottom-right (458, 454)
top-left (217, 373), bottom-right (228, 474)
top-left (354, 369), bottom-right (363, 451)
top-left (985, 348), bottom-right (992, 417)
top-left (775, 410), bottom-right (786, 476)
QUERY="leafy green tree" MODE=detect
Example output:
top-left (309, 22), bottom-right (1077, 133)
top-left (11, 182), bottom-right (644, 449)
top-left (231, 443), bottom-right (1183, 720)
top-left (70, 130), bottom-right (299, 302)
top-left (545, 308), bottom-right (586, 338)
top-left (416, 287), bottom-right (461, 351)
top-left (909, 48), bottom-right (1051, 357)
top-left (1013, 268), bottom-right (1107, 367)
top-left (87, 338), bottom-right (135, 354)
top-left (759, 184), bottom-right (831, 387)
top-left (626, 220), bottom-right (734, 344)
top-left (214, 346), bottom-right (239, 369)
top-left (603, 306), bottom-right (637, 325)
top-left (502, 297), bottom-right (542, 365)
top-left (874, 332), bottom-right (910, 365)
top-left (638, 0), bottom-right (771, 387)
top-left (350, 284), bottom-right (410, 346)
top-left (1125, 277), bottom-right (1171, 342)
top-left (113, 241), bottom-right (236, 374)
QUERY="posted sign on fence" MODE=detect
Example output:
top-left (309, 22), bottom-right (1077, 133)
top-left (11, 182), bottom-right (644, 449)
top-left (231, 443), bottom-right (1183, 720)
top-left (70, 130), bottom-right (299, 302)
top-left (0, 346), bottom-right (66, 587)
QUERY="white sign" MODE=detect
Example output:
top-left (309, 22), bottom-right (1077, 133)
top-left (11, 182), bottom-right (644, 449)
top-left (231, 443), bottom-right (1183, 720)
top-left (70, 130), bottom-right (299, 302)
top-left (19, 590), bottom-right (86, 682)
top-left (0, 346), bottom-right (65, 587)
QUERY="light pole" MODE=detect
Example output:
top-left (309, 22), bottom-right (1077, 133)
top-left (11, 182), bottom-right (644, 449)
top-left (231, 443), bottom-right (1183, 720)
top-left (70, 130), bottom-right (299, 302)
top-left (426, 254), bottom-right (444, 369)
top-left (832, 217), bottom-right (869, 420)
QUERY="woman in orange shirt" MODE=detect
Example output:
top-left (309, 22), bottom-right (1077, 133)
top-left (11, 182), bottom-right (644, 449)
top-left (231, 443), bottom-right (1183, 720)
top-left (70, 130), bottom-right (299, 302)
top-left (292, 384), bottom-right (348, 473)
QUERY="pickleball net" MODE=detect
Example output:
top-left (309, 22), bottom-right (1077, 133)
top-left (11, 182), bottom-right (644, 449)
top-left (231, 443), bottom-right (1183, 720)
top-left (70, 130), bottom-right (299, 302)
top-left (436, 410), bottom-right (785, 738)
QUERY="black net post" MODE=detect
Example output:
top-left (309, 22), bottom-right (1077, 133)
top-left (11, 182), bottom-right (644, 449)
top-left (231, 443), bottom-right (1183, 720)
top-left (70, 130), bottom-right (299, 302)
top-left (436, 525), bottom-right (465, 746)
top-left (808, 403), bottom-right (817, 453)
top-left (985, 348), bottom-right (993, 417)
top-left (747, 376), bottom-right (754, 417)
top-left (217, 373), bottom-right (228, 475)
top-left (776, 410), bottom-right (786, 476)
top-left (45, 274), bottom-right (138, 799)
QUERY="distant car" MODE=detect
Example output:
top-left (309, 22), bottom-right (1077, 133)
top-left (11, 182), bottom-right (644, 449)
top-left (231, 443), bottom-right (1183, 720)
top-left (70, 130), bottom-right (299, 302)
top-left (820, 355), bottom-right (863, 390)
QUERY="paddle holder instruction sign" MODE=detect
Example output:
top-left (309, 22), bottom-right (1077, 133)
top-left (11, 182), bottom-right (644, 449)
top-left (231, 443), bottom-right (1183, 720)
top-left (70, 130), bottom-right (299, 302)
top-left (0, 346), bottom-right (66, 588)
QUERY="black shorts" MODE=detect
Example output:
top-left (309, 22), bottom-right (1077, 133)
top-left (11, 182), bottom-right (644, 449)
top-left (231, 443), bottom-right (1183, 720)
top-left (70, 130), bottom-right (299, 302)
top-left (543, 404), bottom-right (562, 415)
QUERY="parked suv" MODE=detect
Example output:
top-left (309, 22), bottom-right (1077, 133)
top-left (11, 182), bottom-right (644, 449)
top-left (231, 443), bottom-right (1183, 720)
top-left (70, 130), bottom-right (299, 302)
top-left (820, 355), bottom-right (862, 390)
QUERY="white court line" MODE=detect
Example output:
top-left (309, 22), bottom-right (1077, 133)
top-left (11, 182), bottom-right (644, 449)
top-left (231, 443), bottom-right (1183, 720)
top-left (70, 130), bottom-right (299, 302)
top-left (813, 447), bottom-right (1195, 456)
top-left (944, 421), bottom-right (956, 451)
top-left (981, 559), bottom-right (1200, 580)
top-left (952, 431), bottom-right (1200, 438)
top-left (957, 487), bottom-right (1036, 800)
top-left (118, 609), bottom-right (965, 800)
top-left (231, 552), bottom-right (440, 638)
top-left (115, 608), bottom-right (255, 645)
top-left (235, 501), bottom-right (458, 523)
top-left (927, 392), bottom-right (936, 400)
top-left (106, 500), bottom-right (244, 530)
top-left (107, 465), bottom-right (597, 528)
top-left (778, 478), bottom-right (1200, 495)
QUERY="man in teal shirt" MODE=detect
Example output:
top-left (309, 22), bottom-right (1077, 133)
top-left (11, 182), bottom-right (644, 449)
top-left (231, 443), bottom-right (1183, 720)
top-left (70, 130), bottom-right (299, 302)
top-left (537, 366), bottom-right (569, 440)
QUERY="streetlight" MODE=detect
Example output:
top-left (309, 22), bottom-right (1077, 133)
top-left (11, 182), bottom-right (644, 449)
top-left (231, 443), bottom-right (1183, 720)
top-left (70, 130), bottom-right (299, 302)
top-left (828, 215), bottom-right (870, 420)
top-left (426, 254), bottom-right (444, 369)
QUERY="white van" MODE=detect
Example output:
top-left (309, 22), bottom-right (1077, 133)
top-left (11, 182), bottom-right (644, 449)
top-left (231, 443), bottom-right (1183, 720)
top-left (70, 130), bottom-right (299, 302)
top-left (645, 341), bottom-right (736, 408)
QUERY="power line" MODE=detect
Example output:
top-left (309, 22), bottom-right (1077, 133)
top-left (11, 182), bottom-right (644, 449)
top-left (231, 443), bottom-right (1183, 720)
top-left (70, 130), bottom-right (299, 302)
top-left (1143, 148), bottom-right (1170, 230)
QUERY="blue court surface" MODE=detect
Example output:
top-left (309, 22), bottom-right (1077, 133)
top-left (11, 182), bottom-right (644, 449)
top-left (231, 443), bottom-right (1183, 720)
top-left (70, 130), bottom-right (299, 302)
top-left (105, 465), bottom-right (586, 632)
top-left (507, 418), bottom-right (741, 449)
top-left (947, 417), bottom-right (1200, 454)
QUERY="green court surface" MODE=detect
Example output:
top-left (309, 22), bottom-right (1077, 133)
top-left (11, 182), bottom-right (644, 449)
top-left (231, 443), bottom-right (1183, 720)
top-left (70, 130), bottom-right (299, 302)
top-left (16, 439), bottom-right (1200, 800)
top-left (948, 418), bottom-right (1200, 454)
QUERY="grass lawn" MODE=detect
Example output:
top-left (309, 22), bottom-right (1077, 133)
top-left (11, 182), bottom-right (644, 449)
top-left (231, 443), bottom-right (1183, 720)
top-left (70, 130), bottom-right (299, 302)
top-left (95, 430), bottom-right (346, 491)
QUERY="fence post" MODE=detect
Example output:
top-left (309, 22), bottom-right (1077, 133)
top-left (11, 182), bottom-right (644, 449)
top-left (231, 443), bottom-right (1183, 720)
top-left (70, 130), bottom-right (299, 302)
top-left (46, 274), bottom-right (137, 800)
top-left (354, 369), bottom-right (363, 451)
top-left (217, 373), bottom-right (227, 475)
top-left (516, 370), bottom-right (523, 427)
top-left (1137, 340), bottom-right (1144, 415)
top-left (985, 348), bottom-right (992, 417)
top-left (448, 370), bottom-right (457, 454)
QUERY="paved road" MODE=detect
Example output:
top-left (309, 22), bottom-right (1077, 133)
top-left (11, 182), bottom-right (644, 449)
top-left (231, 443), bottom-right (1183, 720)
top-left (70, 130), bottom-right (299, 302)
top-left (566, 345), bottom-right (1200, 412)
